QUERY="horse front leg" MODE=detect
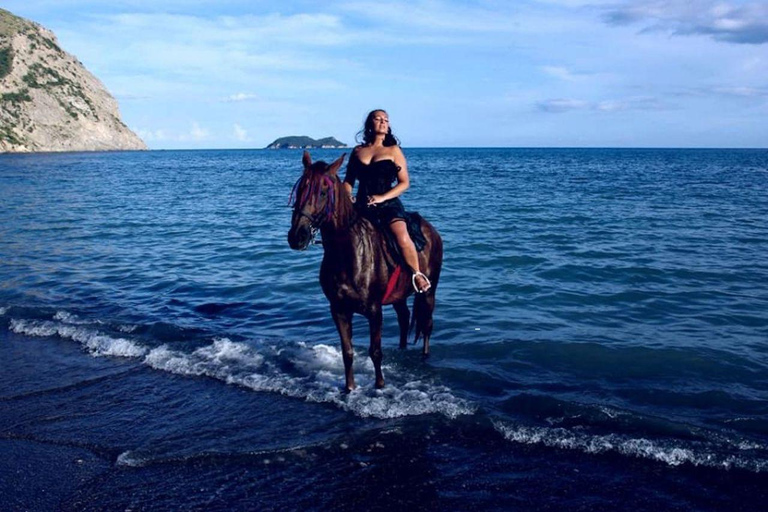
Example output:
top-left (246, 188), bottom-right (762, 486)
top-left (331, 305), bottom-right (356, 392)
top-left (367, 305), bottom-right (385, 389)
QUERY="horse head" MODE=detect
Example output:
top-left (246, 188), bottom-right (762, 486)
top-left (288, 151), bottom-right (346, 250)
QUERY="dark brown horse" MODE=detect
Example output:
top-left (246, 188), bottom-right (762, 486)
top-left (288, 151), bottom-right (443, 392)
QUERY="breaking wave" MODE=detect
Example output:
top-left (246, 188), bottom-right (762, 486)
top-left (10, 318), bottom-right (147, 358)
top-left (145, 339), bottom-right (474, 419)
top-left (6, 310), bottom-right (474, 420)
top-left (493, 421), bottom-right (768, 472)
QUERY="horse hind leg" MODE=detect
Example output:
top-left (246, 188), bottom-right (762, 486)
top-left (393, 300), bottom-right (410, 350)
top-left (412, 292), bottom-right (436, 358)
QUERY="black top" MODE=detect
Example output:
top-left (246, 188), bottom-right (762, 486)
top-left (344, 153), bottom-right (406, 226)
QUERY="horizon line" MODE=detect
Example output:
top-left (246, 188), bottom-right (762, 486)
top-left (2, 146), bottom-right (768, 156)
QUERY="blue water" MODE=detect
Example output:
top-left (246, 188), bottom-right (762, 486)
top-left (1, 148), bottom-right (767, 510)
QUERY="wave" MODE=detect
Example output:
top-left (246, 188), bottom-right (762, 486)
top-left (493, 421), bottom-right (768, 472)
top-left (6, 310), bottom-right (474, 420)
top-left (145, 339), bottom-right (474, 420)
top-left (10, 319), bottom-right (147, 358)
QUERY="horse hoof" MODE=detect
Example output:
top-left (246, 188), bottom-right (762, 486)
top-left (375, 380), bottom-right (385, 389)
top-left (421, 351), bottom-right (430, 361)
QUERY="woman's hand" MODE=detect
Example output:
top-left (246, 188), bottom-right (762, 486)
top-left (367, 194), bottom-right (385, 206)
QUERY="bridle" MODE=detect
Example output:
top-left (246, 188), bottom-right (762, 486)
top-left (290, 172), bottom-right (336, 245)
top-left (293, 206), bottom-right (322, 244)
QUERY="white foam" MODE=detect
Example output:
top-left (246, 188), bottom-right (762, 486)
top-left (334, 382), bottom-right (473, 419)
top-left (9, 319), bottom-right (147, 358)
top-left (55, 311), bottom-right (83, 324)
top-left (116, 451), bottom-right (141, 467)
top-left (145, 340), bottom-right (474, 420)
top-left (145, 338), bottom-right (264, 378)
top-left (8, 312), bottom-right (473, 420)
top-left (493, 421), bottom-right (768, 472)
top-left (0, 307), bottom-right (7, 316)
top-left (54, 310), bottom-right (105, 325)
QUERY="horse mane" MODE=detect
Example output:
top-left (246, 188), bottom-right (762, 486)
top-left (289, 161), bottom-right (356, 229)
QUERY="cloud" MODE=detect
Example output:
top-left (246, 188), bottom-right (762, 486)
top-left (537, 98), bottom-right (591, 112)
top-left (339, 0), bottom-right (523, 33)
top-left (223, 93), bottom-right (260, 102)
top-left (537, 96), bottom-right (670, 113)
top-left (541, 65), bottom-right (586, 82)
top-left (136, 128), bottom-right (168, 141)
top-left (189, 122), bottom-right (208, 141)
top-left (711, 86), bottom-right (768, 97)
top-left (233, 123), bottom-right (248, 141)
top-left (679, 85), bottom-right (768, 99)
top-left (603, 1), bottom-right (768, 44)
top-left (137, 123), bottom-right (209, 142)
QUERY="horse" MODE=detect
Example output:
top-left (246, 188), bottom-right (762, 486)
top-left (287, 151), bottom-right (443, 392)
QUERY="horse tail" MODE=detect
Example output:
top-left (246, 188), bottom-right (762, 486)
top-left (409, 292), bottom-right (434, 345)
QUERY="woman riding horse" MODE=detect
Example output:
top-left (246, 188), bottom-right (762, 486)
top-left (343, 109), bottom-right (431, 294)
top-left (287, 111), bottom-right (442, 392)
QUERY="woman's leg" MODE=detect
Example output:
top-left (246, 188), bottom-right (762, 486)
top-left (390, 220), bottom-right (430, 292)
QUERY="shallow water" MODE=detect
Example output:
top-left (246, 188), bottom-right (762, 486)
top-left (1, 148), bottom-right (767, 509)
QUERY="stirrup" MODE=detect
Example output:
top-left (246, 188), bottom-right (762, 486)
top-left (412, 271), bottom-right (431, 294)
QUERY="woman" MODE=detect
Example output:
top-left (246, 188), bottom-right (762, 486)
top-left (343, 109), bottom-right (431, 293)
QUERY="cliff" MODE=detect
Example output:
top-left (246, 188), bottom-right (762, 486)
top-left (266, 135), bottom-right (347, 149)
top-left (0, 8), bottom-right (146, 153)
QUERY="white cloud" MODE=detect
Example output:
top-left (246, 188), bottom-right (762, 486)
top-left (136, 128), bottom-right (168, 141)
top-left (537, 96), bottom-right (670, 113)
top-left (136, 124), bottom-right (210, 142)
top-left (537, 98), bottom-right (591, 112)
top-left (541, 65), bottom-right (584, 82)
top-left (233, 123), bottom-right (248, 141)
top-left (603, 1), bottom-right (768, 44)
top-left (189, 122), bottom-right (208, 141)
top-left (339, 0), bottom-right (522, 32)
top-left (224, 93), bottom-right (260, 102)
top-left (711, 86), bottom-right (768, 97)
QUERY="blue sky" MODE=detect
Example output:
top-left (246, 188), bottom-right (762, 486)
top-left (6, 1), bottom-right (767, 148)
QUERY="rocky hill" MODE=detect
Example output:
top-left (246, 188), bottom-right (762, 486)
top-left (0, 8), bottom-right (146, 153)
top-left (266, 136), bottom-right (347, 149)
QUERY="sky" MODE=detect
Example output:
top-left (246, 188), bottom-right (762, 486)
top-left (4, 0), bottom-right (767, 148)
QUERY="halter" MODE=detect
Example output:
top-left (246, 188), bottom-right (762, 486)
top-left (289, 172), bottom-right (338, 243)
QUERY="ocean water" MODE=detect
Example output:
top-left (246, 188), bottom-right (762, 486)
top-left (1, 148), bottom-right (767, 510)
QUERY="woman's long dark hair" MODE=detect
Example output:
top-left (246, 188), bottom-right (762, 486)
top-left (356, 109), bottom-right (400, 146)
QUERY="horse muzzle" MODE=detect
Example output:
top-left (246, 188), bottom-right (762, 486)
top-left (288, 223), bottom-right (312, 251)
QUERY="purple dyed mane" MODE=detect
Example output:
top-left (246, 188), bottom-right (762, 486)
top-left (289, 167), bottom-right (338, 224)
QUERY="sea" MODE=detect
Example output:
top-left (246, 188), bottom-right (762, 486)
top-left (1, 148), bottom-right (767, 511)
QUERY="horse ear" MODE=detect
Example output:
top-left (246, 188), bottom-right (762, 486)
top-left (302, 151), bottom-right (312, 170)
top-left (327, 153), bottom-right (347, 176)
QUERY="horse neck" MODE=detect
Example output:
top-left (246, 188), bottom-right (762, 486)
top-left (320, 178), bottom-right (358, 236)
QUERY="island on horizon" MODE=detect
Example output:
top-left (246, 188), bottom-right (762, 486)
top-left (266, 136), bottom-right (347, 149)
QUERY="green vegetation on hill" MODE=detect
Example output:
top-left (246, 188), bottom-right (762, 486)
top-left (0, 8), bottom-right (29, 38)
top-left (20, 62), bottom-right (96, 120)
top-left (0, 46), bottom-right (11, 79)
top-left (1, 88), bottom-right (31, 103)
top-left (266, 135), bottom-right (347, 149)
